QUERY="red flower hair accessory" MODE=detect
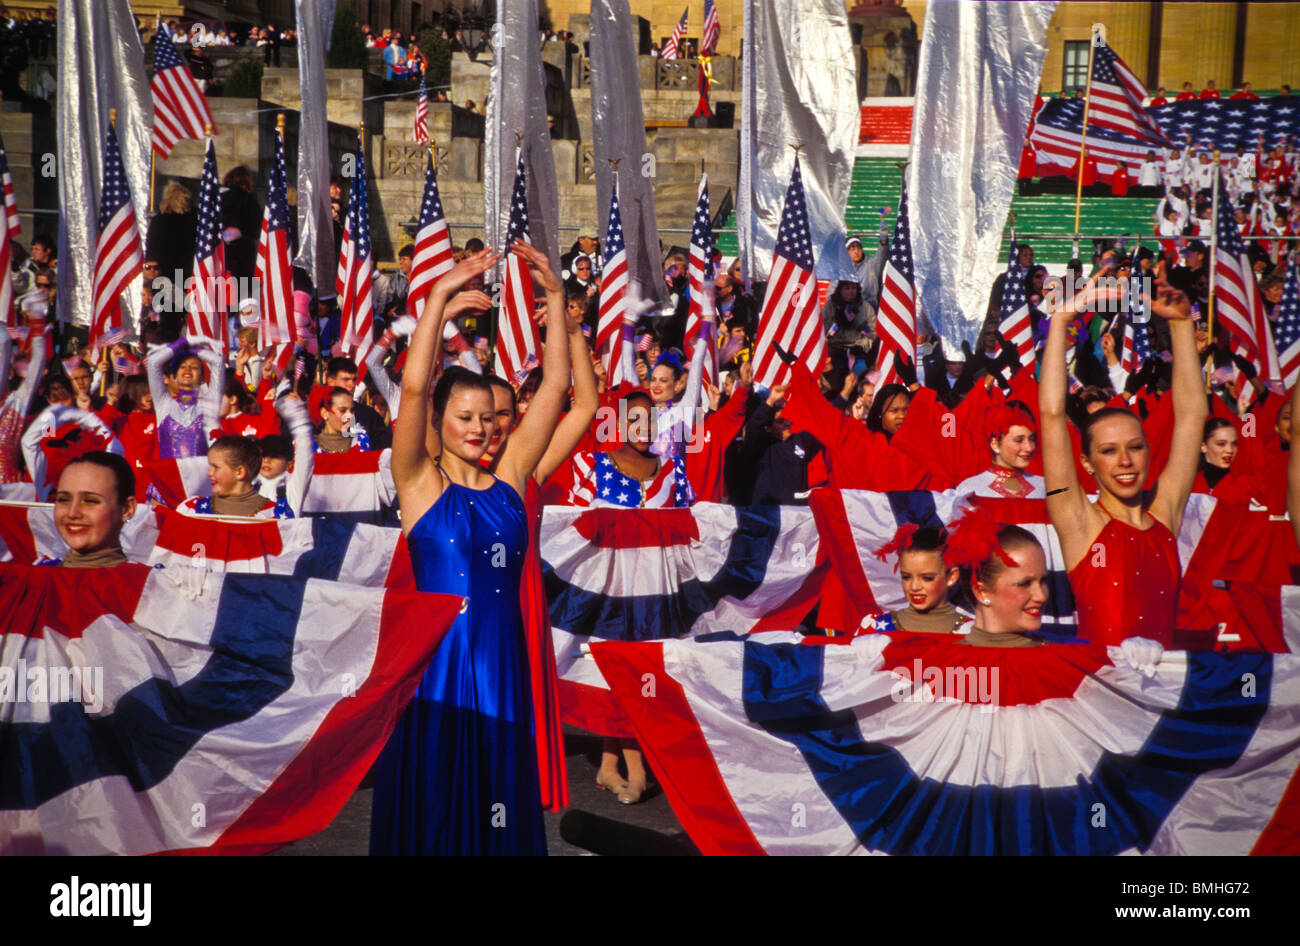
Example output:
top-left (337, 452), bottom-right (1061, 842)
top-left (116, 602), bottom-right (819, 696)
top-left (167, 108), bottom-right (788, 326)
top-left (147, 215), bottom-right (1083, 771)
top-left (873, 522), bottom-right (919, 571)
top-left (986, 404), bottom-right (1036, 443)
top-left (943, 505), bottom-right (1018, 571)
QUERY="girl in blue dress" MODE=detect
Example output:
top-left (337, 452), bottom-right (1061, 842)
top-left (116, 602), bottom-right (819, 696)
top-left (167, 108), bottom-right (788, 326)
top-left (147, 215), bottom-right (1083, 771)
top-left (370, 243), bottom-right (573, 855)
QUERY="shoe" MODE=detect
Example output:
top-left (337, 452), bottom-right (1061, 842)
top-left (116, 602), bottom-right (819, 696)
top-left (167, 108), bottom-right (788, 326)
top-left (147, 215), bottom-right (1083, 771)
top-left (596, 772), bottom-right (628, 794)
top-left (617, 781), bottom-right (646, 805)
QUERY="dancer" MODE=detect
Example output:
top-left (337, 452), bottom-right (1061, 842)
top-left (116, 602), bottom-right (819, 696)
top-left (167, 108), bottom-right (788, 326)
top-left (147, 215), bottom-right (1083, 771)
top-left (371, 243), bottom-right (569, 856)
top-left (145, 339), bottom-right (224, 459)
top-left (1040, 267), bottom-right (1205, 647)
top-left (855, 525), bottom-right (967, 635)
top-left (49, 452), bottom-right (137, 568)
top-left (953, 404), bottom-right (1044, 499)
top-left (944, 509), bottom-right (1049, 647)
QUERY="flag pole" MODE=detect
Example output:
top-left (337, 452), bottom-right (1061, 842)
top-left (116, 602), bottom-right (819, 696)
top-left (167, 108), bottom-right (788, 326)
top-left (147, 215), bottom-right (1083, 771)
top-left (1072, 23), bottom-right (1105, 259)
top-left (1205, 149), bottom-right (1220, 391)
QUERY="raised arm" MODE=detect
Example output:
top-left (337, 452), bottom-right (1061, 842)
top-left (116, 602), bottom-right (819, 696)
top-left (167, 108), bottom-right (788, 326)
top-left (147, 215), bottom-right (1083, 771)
top-left (1040, 282), bottom-right (1099, 569)
top-left (145, 340), bottom-right (181, 417)
top-left (1148, 264), bottom-right (1207, 534)
top-left (535, 303), bottom-right (599, 483)
top-left (498, 240), bottom-right (570, 497)
top-left (365, 315), bottom-right (412, 419)
top-left (11, 325), bottom-right (49, 418)
top-left (276, 393), bottom-right (315, 517)
top-left (392, 250), bottom-right (498, 512)
top-left (196, 341), bottom-right (226, 444)
top-left (22, 405), bottom-right (123, 501)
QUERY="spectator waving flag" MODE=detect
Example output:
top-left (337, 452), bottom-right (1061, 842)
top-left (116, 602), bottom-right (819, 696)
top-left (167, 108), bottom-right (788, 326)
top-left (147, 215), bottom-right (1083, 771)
top-left (874, 184), bottom-right (917, 390)
top-left (663, 7), bottom-right (688, 61)
top-left (150, 22), bottom-right (216, 159)
top-left (187, 137), bottom-right (228, 352)
top-left (256, 124), bottom-right (294, 352)
top-left (751, 156), bottom-right (823, 391)
top-left (337, 139), bottom-right (376, 371)
top-left (413, 73), bottom-right (429, 145)
top-left (596, 175), bottom-right (631, 386)
top-left (90, 121), bottom-right (142, 360)
top-left (1216, 180), bottom-right (1280, 382)
top-left (1029, 38), bottom-right (1168, 180)
top-left (0, 140), bottom-right (21, 241)
top-left (408, 154), bottom-right (454, 320)
top-left (496, 153), bottom-right (543, 383)
top-left (997, 242), bottom-right (1033, 371)
top-left (1274, 257), bottom-right (1300, 390)
top-left (684, 175), bottom-right (718, 388)
top-left (702, 0), bottom-right (720, 57)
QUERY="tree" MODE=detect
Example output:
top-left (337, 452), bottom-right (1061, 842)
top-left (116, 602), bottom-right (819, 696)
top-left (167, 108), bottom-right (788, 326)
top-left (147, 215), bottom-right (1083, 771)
top-left (327, 0), bottom-right (369, 70)
top-left (418, 28), bottom-right (451, 91)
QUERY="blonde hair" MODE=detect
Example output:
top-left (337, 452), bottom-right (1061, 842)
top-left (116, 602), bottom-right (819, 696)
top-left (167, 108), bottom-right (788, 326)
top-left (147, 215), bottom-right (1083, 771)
top-left (159, 182), bottom-right (193, 215)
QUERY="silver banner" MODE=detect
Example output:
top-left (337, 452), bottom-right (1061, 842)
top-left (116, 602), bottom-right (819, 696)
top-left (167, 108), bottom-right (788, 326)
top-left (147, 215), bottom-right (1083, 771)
top-left (484, 0), bottom-right (560, 274)
top-left (906, 0), bottom-right (1056, 356)
top-left (293, 0), bottom-right (338, 298)
top-left (738, 0), bottom-right (858, 283)
top-left (56, 0), bottom-right (152, 329)
top-left (589, 0), bottom-right (664, 303)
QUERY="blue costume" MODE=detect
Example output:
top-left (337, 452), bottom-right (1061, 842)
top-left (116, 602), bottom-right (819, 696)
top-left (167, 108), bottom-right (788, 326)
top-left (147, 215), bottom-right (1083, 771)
top-left (370, 476), bottom-right (547, 855)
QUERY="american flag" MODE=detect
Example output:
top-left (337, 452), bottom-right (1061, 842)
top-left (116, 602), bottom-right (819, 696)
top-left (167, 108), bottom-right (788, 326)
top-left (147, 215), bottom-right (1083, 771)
top-left (663, 7), bottom-right (688, 61)
top-left (186, 137), bottom-right (228, 352)
top-left (701, 0), bottom-right (720, 57)
top-left (997, 242), bottom-right (1033, 370)
top-left (1121, 247), bottom-right (1154, 374)
top-left (150, 22), bottom-right (216, 160)
top-left (596, 176), bottom-right (631, 385)
top-left (413, 74), bottom-right (429, 145)
top-left (90, 122), bottom-right (142, 360)
top-left (337, 139), bottom-right (376, 370)
top-left (1150, 97), bottom-right (1300, 153)
top-left (408, 153), bottom-right (454, 320)
top-left (683, 175), bottom-right (718, 388)
top-left (751, 157), bottom-right (823, 391)
top-left (1029, 39), bottom-right (1168, 180)
top-left (874, 183), bottom-right (916, 390)
top-left (255, 126), bottom-right (295, 351)
top-left (1215, 179), bottom-right (1280, 382)
top-left (1273, 258), bottom-right (1300, 390)
top-left (495, 153), bottom-right (542, 382)
top-left (0, 141), bottom-right (21, 241)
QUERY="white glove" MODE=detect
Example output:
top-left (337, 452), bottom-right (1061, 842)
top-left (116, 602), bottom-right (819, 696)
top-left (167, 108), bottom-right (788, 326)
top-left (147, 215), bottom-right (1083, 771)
top-left (391, 315), bottom-right (417, 338)
top-left (440, 318), bottom-right (462, 340)
top-left (164, 562), bottom-right (211, 601)
top-left (1119, 637), bottom-right (1164, 677)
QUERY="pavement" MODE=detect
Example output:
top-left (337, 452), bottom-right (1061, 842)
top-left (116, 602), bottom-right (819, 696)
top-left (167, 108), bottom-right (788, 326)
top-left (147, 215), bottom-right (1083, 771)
top-left (271, 727), bottom-right (699, 856)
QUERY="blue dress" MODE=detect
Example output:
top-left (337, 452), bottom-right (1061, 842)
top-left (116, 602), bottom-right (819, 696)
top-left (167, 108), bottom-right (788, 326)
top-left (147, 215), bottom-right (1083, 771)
top-left (370, 478), bottom-right (547, 855)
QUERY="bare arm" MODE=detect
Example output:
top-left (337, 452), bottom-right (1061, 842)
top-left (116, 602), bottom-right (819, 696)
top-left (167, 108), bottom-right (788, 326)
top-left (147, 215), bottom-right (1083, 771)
top-left (1148, 266), bottom-right (1207, 534)
top-left (1040, 283), bottom-right (1104, 570)
top-left (535, 304), bottom-right (599, 483)
top-left (392, 250), bottom-right (499, 530)
top-left (498, 240), bottom-right (570, 497)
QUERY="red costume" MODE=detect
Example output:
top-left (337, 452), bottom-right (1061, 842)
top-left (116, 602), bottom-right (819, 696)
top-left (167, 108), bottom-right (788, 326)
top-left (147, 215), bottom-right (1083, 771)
top-left (1069, 513), bottom-right (1181, 647)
